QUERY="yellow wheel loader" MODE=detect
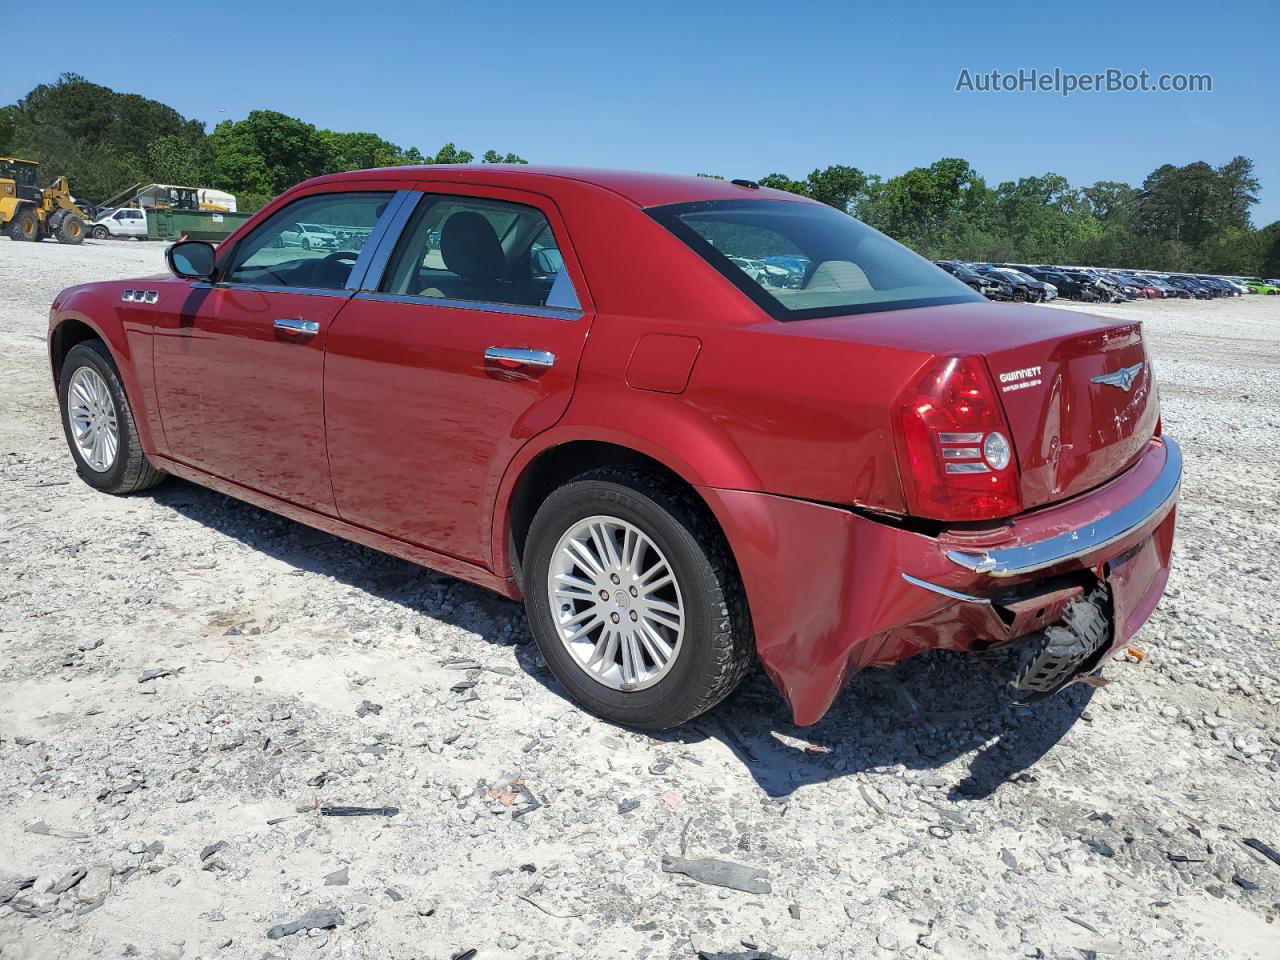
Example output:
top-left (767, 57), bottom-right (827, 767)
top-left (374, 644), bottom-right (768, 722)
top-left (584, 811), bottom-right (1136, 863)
top-left (1, 158), bottom-right (89, 244)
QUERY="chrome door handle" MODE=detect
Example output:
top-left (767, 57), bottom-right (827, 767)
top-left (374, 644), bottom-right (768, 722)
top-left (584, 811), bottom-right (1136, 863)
top-left (274, 317), bottom-right (319, 336)
top-left (485, 347), bottom-right (556, 368)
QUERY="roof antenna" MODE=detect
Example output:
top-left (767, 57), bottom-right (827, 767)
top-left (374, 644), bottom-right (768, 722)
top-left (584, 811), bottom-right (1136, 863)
top-left (730, 178), bottom-right (760, 190)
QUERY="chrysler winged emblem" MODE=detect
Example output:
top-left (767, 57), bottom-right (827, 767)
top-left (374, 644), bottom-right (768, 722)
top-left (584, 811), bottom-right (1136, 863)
top-left (1091, 362), bottom-right (1144, 392)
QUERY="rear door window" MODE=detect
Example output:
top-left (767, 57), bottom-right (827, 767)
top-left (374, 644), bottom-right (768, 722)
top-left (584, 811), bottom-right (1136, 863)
top-left (380, 194), bottom-right (580, 311)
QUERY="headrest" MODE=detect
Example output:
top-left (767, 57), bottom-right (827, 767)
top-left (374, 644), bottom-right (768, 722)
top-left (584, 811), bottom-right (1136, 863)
top-left (440, 211), bottom-right (505, 281)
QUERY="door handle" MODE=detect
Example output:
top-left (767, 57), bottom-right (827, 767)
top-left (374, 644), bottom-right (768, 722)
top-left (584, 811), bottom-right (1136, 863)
top-left (484, 347), bottom-right (556, 369)
top-left (274, 317), bottom-right (319, 337)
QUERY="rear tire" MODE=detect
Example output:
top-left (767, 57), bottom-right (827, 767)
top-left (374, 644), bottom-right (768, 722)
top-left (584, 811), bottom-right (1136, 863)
top-left (8, 207), bottom-right (39, 241)
top-left (58, 340), bottom-right (166, 495)
top-left (523, 467), bottom-right (754, 729)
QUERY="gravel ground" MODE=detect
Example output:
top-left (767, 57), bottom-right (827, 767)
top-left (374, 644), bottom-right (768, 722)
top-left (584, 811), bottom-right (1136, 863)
top-left (2, 239), bottom-right (1278, 960)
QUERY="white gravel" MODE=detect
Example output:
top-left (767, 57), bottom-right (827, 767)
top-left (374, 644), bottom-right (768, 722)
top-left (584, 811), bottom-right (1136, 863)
top-left (1, 239), bottom-right (1278, 960)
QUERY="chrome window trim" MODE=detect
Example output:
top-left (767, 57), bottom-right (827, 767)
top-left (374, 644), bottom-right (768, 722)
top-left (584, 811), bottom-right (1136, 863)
top-left (946, 436), bottom-right (1182, 578)
top-left (355, 291), bottom-right (582, 322)
top-left (350, 190), bottom-right (421, 291)
top-left (191, 282), bottom-right (352, 300)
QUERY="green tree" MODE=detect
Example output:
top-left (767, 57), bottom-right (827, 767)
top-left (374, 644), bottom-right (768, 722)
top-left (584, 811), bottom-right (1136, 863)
top-left (5, 73), bottom-right (205, 199)
top-left (1216, 155), bottom-right (1260, 230)
top-left (804, 165), bottom-right (868, 213)
top-left (482, 149), bottom-right (527, 164)
top-left (145, 135), bottom-right (210, 186)
top-left (861, 158), bottom-right (993, 256)
top-left (759, 172), bottom-right (809, 196)
top-left (0, 107), bottom-right (16, 154)
top-left (758, 166), bottom-right (869, 214)
top-left (209, 111), bottom-right (335, 197)
top-left (1258, 221), bottom-right (1280, 278)
top-left (430, 142), bottom-right (473, 164)
top-left (1139, 161), bottom-right (1224, 246)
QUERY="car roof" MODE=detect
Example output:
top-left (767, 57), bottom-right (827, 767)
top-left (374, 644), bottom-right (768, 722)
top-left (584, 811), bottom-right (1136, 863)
top-left (303, 164), bottom-right (815, 209)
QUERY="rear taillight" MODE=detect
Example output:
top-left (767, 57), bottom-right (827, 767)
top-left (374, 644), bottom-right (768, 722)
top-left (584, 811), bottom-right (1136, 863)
top-left (893, 356), bottom-right (1022, 522)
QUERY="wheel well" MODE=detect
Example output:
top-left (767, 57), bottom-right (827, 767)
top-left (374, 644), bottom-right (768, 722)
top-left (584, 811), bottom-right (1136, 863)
top-left (506, 441), bottom-right (710, 585)
top-left (49, 319), bottom-right (102, 383)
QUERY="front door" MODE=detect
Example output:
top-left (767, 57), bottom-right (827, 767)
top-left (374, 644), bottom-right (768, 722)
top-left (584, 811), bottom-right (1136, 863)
top-left (151, 187), bottom-right (401, 514)
top-left (324, 187), bottom-right (593, 565)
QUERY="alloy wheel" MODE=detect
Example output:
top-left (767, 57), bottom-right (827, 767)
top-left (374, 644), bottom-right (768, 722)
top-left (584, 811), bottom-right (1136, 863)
top-left (67, 366), bottom-right (119, 472)
top-left (546, 515), bottom-right (685, 691)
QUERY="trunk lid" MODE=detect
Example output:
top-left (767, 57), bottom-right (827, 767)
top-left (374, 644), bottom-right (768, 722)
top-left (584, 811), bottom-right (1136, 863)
top-left (983, 321), bottom-right (1156, 510)
top-left (778, 301), bottom-right (1159, 514)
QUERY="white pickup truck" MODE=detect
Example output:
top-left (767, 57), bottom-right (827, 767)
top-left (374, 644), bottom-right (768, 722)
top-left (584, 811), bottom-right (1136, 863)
top-left (90, 208), bottom-right (148, 240)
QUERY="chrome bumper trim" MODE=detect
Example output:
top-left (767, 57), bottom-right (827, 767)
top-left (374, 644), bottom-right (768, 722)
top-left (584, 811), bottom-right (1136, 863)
top-left (900, 574), bottom-right (990, 605)
top-left (946, 437), bottom-right (1182, 579)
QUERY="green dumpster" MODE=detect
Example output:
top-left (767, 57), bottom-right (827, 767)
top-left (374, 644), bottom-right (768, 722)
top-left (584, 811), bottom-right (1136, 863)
top-left (147, 208), bottom-right (252, 242)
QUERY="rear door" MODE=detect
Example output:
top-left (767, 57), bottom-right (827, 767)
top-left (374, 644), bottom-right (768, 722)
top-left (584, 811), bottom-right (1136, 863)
top-left (151, 185), bottom-right (406, 513)
top-left (323, 184), bottom-right (593, 565)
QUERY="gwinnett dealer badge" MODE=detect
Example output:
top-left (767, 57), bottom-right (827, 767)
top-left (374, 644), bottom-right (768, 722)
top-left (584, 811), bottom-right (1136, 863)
top-left (998, 365), bottom-right (1043, 393)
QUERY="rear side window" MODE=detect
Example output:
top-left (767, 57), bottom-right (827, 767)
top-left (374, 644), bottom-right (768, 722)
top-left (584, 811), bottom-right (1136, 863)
top-left (381, 195), bottom-right (579, 311)
top-left (649, 199), bottom-right (981, 320)
top-left (224, 192), bottom-right (394, 290)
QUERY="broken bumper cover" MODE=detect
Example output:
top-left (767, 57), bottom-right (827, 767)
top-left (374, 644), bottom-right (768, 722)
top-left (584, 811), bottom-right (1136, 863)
top-left (699, 436), bottom-right (1180, 726)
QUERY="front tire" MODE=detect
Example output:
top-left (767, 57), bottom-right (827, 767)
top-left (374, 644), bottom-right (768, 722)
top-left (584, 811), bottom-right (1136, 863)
top-left (523, 467), bottom-right (754, 729)
top-left (91, 224), bottom-right (111, 240)
top-left (55, 214), bottom-right (85, 245)
top-left (58, 340), bottom-right (166, 495)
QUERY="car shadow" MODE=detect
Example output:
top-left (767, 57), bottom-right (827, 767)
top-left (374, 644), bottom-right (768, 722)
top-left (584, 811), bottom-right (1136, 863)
top-left (666, 657), bottom-right (1095, 801)
top-left (152, 478), bottom-right (1093, 801)
top-left (152, 478), bottom-right (528, 649)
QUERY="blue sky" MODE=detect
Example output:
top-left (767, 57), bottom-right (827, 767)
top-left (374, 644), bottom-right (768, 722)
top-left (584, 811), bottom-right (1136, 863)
top-left (6, 0), bottom-right (1276, 223)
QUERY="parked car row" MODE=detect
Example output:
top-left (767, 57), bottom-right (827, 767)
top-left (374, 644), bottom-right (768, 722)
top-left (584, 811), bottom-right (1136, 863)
top-left (934, 261), bottom-right (1058, 302)
top-left (937, 261), bottom-right (1279, 304)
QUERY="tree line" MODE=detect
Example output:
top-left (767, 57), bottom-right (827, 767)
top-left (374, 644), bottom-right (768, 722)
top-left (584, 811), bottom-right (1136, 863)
top-left (0, 74), bottom-right (525, 212)
top-left (744, 156), bottom-right (1277, 276)
top-left (3, 74), bottom-right (1276, 276)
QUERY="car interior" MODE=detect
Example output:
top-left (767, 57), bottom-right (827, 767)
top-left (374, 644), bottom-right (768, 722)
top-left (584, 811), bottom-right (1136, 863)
top-left (381, 197), bottom-right (570, 309)
top-left (222, 193), bottom-right (393, 290)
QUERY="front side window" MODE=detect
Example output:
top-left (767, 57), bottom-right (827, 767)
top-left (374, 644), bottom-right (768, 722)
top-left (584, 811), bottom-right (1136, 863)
top-left (381, 194), bottom-right (579, 310)
top-left (223, 192), bottom-right (393, 290)
top-left (649, 199), bottom-right (981, 320)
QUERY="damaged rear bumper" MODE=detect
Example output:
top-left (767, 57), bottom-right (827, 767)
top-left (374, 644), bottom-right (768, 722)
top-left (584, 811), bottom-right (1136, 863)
top-left (698, 436), bottom-right (1181, 726)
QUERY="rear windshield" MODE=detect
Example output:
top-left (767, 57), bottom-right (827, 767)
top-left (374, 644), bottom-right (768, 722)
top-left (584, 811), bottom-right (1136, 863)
top-left (648, 198), bottom-right (981, 320)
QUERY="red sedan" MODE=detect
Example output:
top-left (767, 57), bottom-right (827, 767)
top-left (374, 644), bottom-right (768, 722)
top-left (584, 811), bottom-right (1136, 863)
top-left (48, 167), bottom-right (1180, 728)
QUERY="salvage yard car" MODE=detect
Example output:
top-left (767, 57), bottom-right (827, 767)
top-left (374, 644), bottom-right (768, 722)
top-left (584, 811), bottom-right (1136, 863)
top-left (46, 167), bottom-right (1181, 729)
